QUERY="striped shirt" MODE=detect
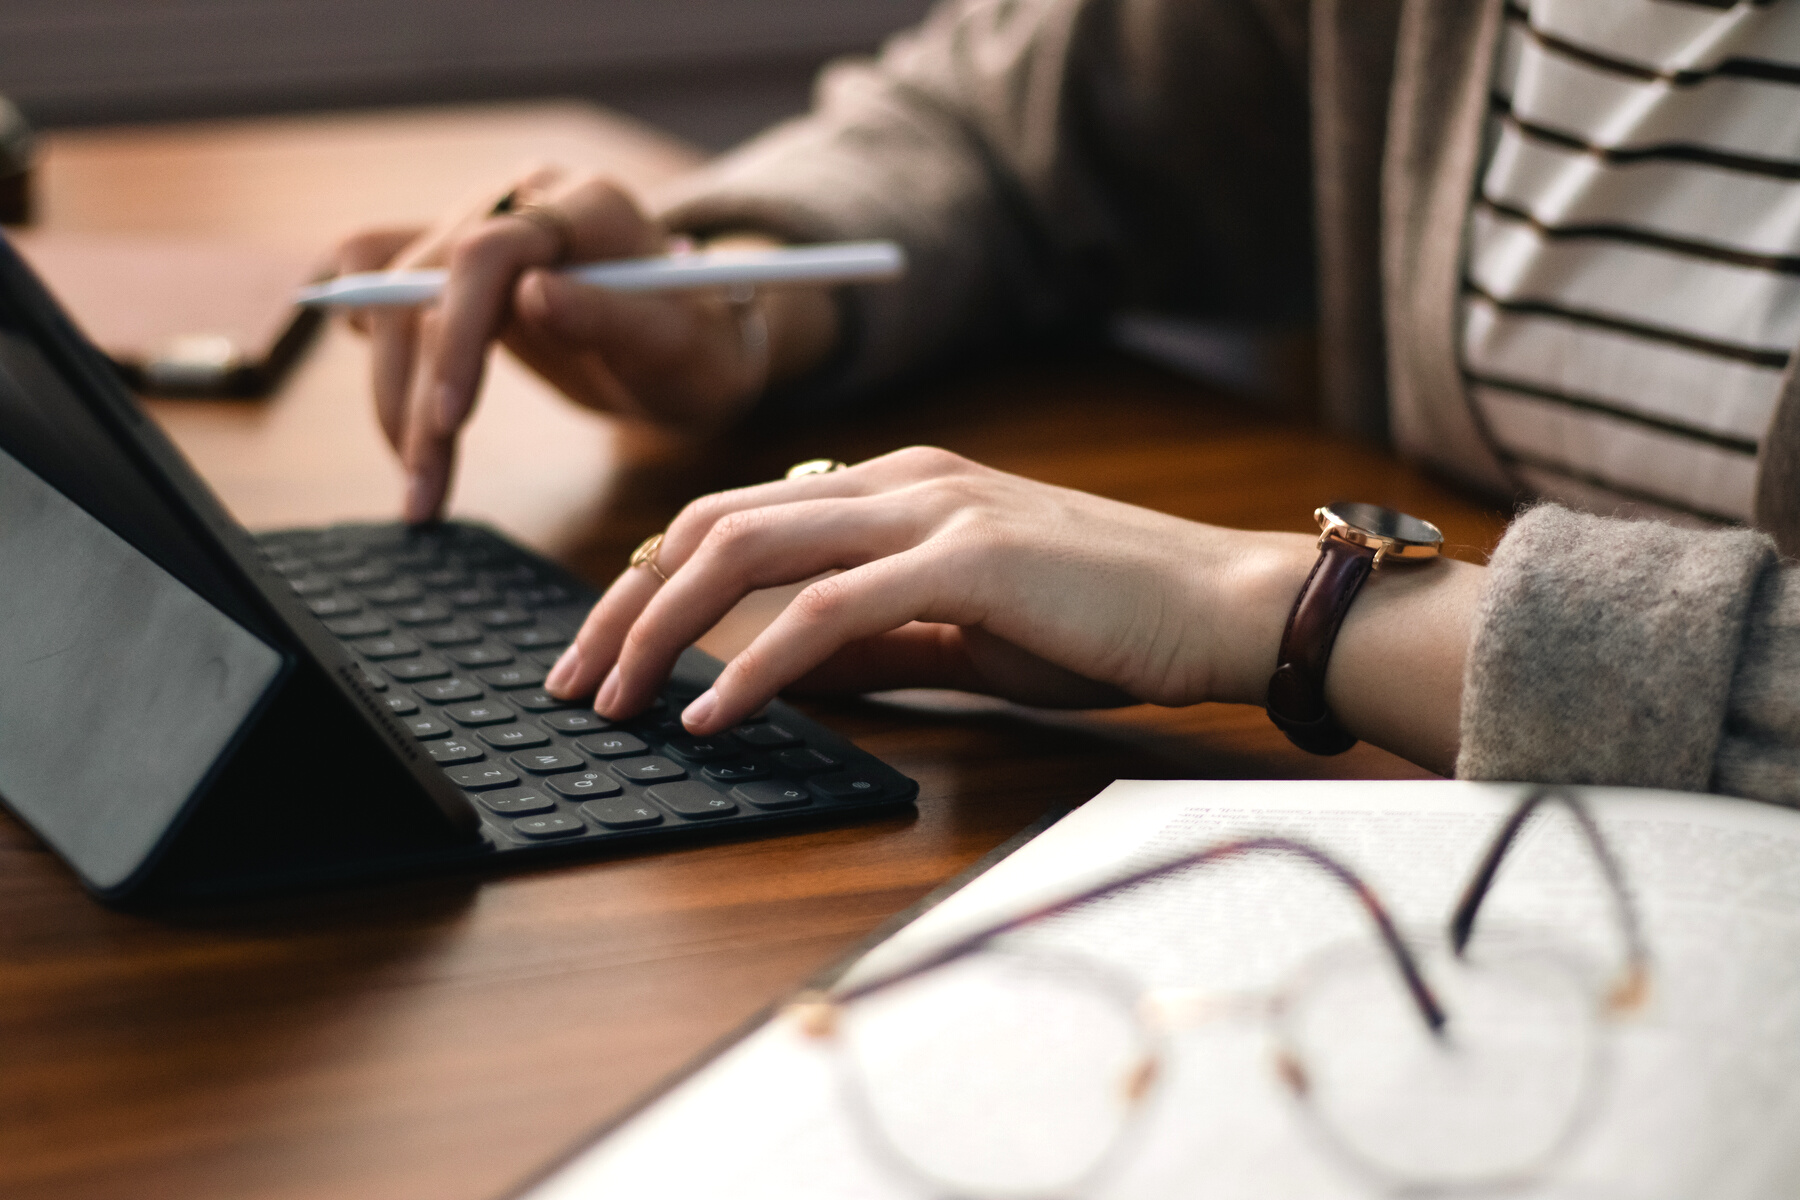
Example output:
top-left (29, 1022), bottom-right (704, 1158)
top-left (1462, 0), bottom-right (1800, 523)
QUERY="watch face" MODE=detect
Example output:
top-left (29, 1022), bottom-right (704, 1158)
top-left (1320, 502), bottom-right (1444, 558)
top-left (1328, 502), bottom-right (1439, 544)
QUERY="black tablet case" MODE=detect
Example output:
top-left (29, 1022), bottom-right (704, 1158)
top-left (0, 232), bottom-right (482, 902)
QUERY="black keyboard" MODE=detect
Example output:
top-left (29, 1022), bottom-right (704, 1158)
top-left (253, 521), bottom-right (917, 854)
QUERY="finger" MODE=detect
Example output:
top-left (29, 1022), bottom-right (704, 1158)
top-left (333, 227), bottom-right (424, 336)
top-left (683, 550), bottom-right (969, 734)
top-left (399, 306), bottom-right (465, 522)
top-left (601, 494), bottom-right (934, 716)
top-left (499, 289), bottom-right (648, 420)
top-left (369, 308), bottom-right (420, 451)
top-left (545, 565), bottom-right (662, 702)
top-left (421, 218), bottom-right (563, 452)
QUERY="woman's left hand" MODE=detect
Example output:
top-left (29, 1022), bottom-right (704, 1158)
top-left (544, 447), bottom-right (1324, 735)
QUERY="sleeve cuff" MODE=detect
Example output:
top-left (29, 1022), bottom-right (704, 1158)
top-left (1455, 505), bottom-right (1777, 792)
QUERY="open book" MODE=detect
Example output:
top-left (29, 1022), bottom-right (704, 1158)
top-left (521, 779), bottom-right (1800, 1199)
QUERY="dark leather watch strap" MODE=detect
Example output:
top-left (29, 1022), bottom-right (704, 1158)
top-left (1265, 535), bottom-right (1376, 755)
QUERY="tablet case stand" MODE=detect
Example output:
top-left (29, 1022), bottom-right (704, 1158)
top-left (0, 232), bottom-right (488, 904)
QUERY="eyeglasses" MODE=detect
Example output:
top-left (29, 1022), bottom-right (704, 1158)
top-left (787, 787), bottom-right (1650, 1198)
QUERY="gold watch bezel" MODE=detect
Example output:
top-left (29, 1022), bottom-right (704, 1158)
top-left (1315, 504), bottom-right (1443, 567)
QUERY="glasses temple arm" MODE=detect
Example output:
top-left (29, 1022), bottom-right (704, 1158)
top-left (1449, 787), bottom-right (1650, 997)
top-left (837, 835), bottom-right (1448, 1035)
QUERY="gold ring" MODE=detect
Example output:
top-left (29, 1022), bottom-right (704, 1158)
top-left (785, 459), bottom-right (848, 480)
top-left (507, 200), bottom-right (577, 265)
top-left (629, 532), bottom-right (668, 582)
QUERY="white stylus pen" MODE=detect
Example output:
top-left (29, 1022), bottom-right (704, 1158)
top-left (295, 239), bottom-right (906, 307)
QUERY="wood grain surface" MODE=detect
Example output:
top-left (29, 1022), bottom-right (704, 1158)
top-left (0, 105), bottom-right (1512, 1200)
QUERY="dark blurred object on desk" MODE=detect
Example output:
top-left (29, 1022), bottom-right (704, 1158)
top-left (0, 95), bottom-right (32, 225)
top-left (6, 231), bottom-right (323, 396)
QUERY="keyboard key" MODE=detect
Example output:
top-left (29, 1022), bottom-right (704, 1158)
top-left (414, 676), bottom-right (482, 704)
top-left (704, 761), bottom-right (771, 783)
top-left (340, 563), bottom-right (393, 586)
top-left (312, 549), bottom-right (362, 570)
top-left (503, 627), bottom-right (567, 650)
top-left (733, 782), bottom-right (813, 810)
top-left (476, 606), bottom-right (534, 629)
top-left (776, 748), bottom-right (841, 774)
top-left (581, 797), bottom-right (663, 828)
top-left (289, 575), bottom-right (335, 597)
top-left (353, 634), bottom-right (421, 660)
top-left (385, 656), bottom-right (451, 682)
top-left (665, 735), bottom-right (739, 762)
top-left (307, 594), bottom-right (363, 617)
top-left (481, 564), bottom-right (537, 586)
top-left (542, 710), bottom-right (609, 735)
top-left (613, 756), bottom-right (686, 783)
top-left (447, 762), bottom-right (518, 790)
top-left (389, 550), bottom-right (437, 571)
top-left (363, 580), bottom-right (425, 605)
top-left (511, 747), bottom-right (584, 774)
top-left (392, 601), bottom-right (453, 626)
top-left (577, 732), bottom-right (648, 759)
top-left (529, 649), bottom-right (570, 669)
top-left (401, 714), bottom-right (453, 740)
top-left (547, 770), bottom-right (622, 799)
top-left (421, 568), bottom-right (468, 589)
top-left (421, 620), bottom-right (484, 647)
top-left (384, 695), bottom-right (420, 716)
top-left (268, 557), bottom-right (312, 577)
top-left (448, 584), bottom-right (501, 609)
top-left (478, 664), bottom-right (545, 691)
top-left (424, 737), bottom-right (484, 764)
top-left (810, 771), bottom-right (887, 801)
top-left (358, 667), bottom-right (388, 691)
top-left (449, 644), bottom-right (514, 667)
top-left (479, 724), bottom-right (551, 751)
top-left (646, 781), bottom-right (737, 819)
top-left (733, 723), bottom-right (801, 749)
top-left (445, 700), bottom-right (515, 727)
top-left (476, 787), bottom-right (555, 816)
top-left (511, 812), bottom-right (586, 839)
top-left (324, 613), bottom-right (390, 639)
top-left (513, 689), bottom-right (574, 712)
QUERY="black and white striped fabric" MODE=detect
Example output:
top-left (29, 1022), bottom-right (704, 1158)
top-left (1462, 0), bottom-right (1800, 522)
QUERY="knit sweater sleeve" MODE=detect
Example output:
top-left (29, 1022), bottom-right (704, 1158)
top-left (1455, 505), bottom-right (1800, 802)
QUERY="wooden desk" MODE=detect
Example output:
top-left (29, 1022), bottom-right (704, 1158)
top-left (0, 104), bottom-right (1511, 1200)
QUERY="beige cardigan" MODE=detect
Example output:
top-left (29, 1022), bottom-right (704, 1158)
top-left (656, 0), bottom-right (1800, 800)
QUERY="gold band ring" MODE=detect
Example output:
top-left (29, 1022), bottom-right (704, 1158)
top-left (506, 200), bottom-right (577, 265)
top-left (785, 458), bottom-right (849, 480)
top-left (629, 532), bottom-right (668, 582)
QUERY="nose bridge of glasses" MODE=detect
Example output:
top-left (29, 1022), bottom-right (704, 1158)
top-left (1138, 985), bottom-right (1272, 1033)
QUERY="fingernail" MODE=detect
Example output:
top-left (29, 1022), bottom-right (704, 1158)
top-left (545, 644), bottom-right (582, 695)
top-left (682, 688), bottom-right (718, 732)
top-left (595, 665), bottom-right (622, 714)
top-left (403, 473), bottom-right (433, 524)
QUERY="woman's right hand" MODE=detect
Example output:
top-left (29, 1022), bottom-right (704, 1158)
top-left (329, 170), bottom-right (839, 523)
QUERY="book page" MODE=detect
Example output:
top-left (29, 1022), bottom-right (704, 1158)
top-left (525, 779), bottom-right (1800, 1200)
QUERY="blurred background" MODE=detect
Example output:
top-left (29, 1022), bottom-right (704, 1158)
top-left (0, 0), bottom-right (935, 151)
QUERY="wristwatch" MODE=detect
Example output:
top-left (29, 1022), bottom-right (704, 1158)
top-left (1266, 502), bottom-right (1443, 755)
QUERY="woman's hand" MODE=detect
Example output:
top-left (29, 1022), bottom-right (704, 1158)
top-left (329, 170), bottom-right (840, 523)
top-left (545, 447), bottom-right (1488, 774)
top-left (545, 447), bottom-right (1322, 727)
